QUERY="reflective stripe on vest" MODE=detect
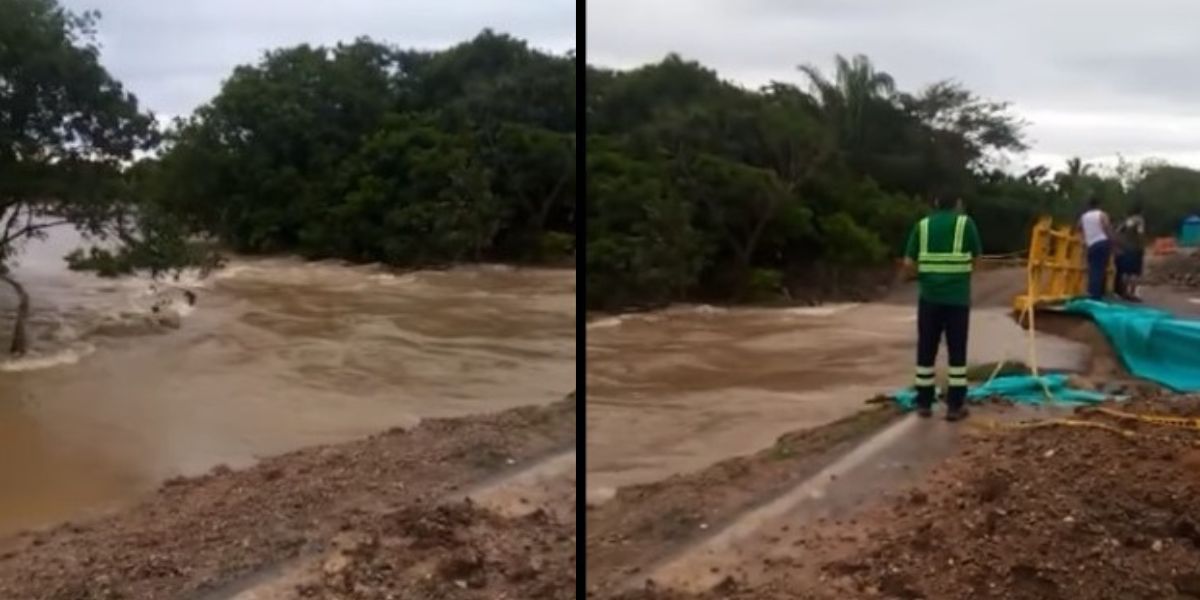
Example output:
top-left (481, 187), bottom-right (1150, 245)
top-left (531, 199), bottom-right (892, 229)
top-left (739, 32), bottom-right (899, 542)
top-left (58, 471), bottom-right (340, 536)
top-left (917, 215), bottom-right (972, 274)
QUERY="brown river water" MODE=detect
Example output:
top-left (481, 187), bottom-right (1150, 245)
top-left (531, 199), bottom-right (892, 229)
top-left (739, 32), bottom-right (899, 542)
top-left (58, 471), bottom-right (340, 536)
top-left (584, 269), bottom-right (1110, 504)
top-left (0, 228), bottom-right (576, 534)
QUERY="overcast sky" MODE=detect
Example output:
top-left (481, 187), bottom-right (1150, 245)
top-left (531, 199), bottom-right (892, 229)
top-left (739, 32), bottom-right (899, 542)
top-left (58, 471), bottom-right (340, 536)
top-left (63, 0), bottom-right (575, 121)
top-left (588, 0), bottom-right (1200, 171)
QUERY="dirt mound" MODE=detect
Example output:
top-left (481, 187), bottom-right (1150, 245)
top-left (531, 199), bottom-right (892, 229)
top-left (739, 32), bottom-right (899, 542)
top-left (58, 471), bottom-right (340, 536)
top-left (824, 397), bottom-right (1200, 599)
top-left (605, 395), bottom-right (1200, 599)
top-left (1145, 252), bottom-right (1200, 288)
top-left (302, 501), bottom-right (575, 599)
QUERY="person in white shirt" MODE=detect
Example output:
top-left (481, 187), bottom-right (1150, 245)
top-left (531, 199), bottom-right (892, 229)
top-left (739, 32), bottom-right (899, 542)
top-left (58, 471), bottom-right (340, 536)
top-left (1078, 197), bottom-right (1116, 300)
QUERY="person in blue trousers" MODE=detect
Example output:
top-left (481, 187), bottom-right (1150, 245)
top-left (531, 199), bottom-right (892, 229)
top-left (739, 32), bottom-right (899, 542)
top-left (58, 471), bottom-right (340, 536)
top-left (1115, 204), bottom-right (1146, 302)
top-left (1078, 197), bottom-right (1115, 300)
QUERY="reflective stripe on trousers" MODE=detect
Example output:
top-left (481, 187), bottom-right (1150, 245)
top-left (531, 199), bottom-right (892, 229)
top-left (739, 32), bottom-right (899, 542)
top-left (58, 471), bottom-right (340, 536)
top-left (915, 299), bottom-right (970, 410)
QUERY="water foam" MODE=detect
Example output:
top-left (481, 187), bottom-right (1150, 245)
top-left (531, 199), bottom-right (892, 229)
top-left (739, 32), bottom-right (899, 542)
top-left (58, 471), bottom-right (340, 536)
top-left (2, 275), bottom-right (201, 373)
top-left (587, 316), bottom-right (628, 329)
top-left (780, 303), bottom-right (861, 317)
top-left (0, 342), bottom-right (96, 372)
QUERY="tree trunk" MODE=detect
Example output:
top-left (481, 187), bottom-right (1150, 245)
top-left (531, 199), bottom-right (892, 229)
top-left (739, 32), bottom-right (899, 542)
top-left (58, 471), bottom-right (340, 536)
top-left (536, 169), bottom-right (571, 233)
top-left (0, 272), bottom-right (29, 356)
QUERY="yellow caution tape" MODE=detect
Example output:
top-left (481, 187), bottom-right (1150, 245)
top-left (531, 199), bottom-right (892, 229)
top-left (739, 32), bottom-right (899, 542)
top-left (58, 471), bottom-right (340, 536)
top-left (971, 417), bottom-right (1135, 438)
top-left (1079, 406), bottom-right (1200, 431)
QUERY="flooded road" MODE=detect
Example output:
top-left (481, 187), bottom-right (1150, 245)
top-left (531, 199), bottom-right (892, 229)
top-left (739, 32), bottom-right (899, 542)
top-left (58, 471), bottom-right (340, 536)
top-left (586, 302), bottom-right (916, 503)
top-left (0, 229), bottom-right (576, 534)
top-left (585, 268), bottom-right (1090, 503)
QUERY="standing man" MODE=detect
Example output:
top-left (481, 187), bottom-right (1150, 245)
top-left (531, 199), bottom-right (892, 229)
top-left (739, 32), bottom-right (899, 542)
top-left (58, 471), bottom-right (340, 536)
top-left (1078, 197), bottom-right (1115, 300)
top-left (1115, 203), bottom-right (1146, 302)
top-left (903, 195), bottom-right (983, 421)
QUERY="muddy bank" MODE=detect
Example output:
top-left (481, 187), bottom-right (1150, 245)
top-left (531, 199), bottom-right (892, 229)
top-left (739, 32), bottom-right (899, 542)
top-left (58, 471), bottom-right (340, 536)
top-left (0, 396), bottom-right (576, 600)
top-left (598, 393), bottom-right (1200, 599)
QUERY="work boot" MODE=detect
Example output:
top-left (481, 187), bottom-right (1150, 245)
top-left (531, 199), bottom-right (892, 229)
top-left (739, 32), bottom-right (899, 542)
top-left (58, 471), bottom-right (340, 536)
top-left (945, 406), bottom-right (970, 422)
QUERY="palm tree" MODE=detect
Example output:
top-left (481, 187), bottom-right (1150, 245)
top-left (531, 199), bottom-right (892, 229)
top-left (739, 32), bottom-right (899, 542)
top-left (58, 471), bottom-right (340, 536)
top-left (1054, 157), bottom-right (1092, 200)
top-left (798, 54), bottom-right (896, 151)
top-left (1066, 157), bottom-right (1091, 178)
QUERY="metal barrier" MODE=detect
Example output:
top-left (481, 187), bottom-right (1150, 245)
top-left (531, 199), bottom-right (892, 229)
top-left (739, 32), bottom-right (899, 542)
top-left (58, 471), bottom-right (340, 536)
top-left (1012, 216), bottom-right (1113, 313)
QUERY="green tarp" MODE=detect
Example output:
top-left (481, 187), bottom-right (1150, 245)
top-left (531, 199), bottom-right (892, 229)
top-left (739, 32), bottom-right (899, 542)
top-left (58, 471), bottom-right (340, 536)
top-left (891, 374), bottom-right (1108, 411)
top-left (1061, 299), bottom-right (1200, 393)
top-left (891, 300), bottom-right (1200, 410)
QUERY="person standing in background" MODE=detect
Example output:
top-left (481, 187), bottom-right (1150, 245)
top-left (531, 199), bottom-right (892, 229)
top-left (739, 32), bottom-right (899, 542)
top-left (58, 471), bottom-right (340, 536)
top-left (1078, 197), bottom-right (1115, 301)
top-left (1115, 204), bottom-right (1146, 302)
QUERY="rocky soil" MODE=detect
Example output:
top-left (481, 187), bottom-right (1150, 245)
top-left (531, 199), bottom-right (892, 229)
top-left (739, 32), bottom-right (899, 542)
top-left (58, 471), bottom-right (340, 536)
top-left (1144, 252), bottom-right (1200, 289)
top-left (299, 501), bottom-right (574, 600)
top-left (596, 394), bottom-right (1200, 600)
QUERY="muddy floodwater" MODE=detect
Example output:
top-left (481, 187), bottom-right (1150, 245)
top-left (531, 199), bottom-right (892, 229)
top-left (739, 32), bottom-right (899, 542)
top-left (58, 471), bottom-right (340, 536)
top-left (585, 302), bottom-right (916, 503)
top-left (0, 229), bottom-right (575, 534)
top-left (585, 269), bottom-right (1098, 503)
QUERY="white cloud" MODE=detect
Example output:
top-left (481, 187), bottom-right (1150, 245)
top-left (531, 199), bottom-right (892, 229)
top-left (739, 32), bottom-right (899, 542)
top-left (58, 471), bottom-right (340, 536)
top-left (65, 0), bottom-right (575, 117)
top-left (588, 0), bottom-right (1200, 168)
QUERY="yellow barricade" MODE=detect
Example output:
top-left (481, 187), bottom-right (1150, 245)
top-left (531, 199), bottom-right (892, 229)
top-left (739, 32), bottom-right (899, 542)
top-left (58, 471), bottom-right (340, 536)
top-left (1012, 217), bottom-right (1114, 313)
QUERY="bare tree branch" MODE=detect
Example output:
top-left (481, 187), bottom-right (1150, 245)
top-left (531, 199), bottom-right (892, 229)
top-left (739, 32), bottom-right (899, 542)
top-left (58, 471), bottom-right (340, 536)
top-left (1, 204), bottom-right (23, 252)
top-left (0, 219), bottom-right (71, 248)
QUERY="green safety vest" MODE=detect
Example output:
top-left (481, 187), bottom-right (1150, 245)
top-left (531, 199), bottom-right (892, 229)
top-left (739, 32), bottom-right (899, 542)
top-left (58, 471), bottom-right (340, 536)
top-left (917, 215), bottom-right (973, 274)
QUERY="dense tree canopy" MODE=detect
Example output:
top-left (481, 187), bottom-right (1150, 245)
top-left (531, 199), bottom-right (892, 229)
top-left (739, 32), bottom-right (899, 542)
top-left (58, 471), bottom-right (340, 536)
top-left (139, 30), bottom-right (577, 267)
top-left (586, 53), bottom-right (1200, 310)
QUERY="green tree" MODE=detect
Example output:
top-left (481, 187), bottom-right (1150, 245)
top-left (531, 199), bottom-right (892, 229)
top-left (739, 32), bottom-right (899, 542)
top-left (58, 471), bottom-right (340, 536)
top-left (477, 123), bottom-right (576, 259)
top-left (899, 80), bottom-right (1027, 168)
top-left (0, 0), bottom-right (157, 354)
top-left (674, 154), bottom-right (810, 272)
top-left (164, 39), bottom-right (401, 251)
top-left (316, 116), bottom-right (503, 264)
top-left (586, 51), bottom-right (1056, 310)
top-left (1129, 164), bottom-right (1200, 236)
top-left (587, 54), bottom-right (735, 135)
top-left (798, 54), bottom-right (896, 156)
top-left (147, 32), bottom-right (576, 269)
top-left (415, 30), bottom-right (576, 133)
top-left (587, 140), bottom-right (707, 309)
top-left (816, 211), bottom-right (888, 289)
